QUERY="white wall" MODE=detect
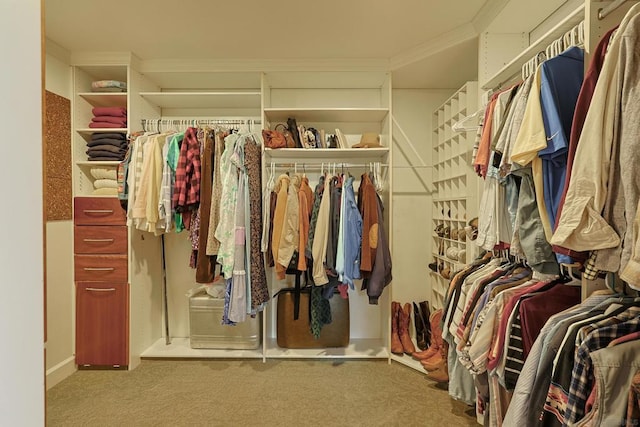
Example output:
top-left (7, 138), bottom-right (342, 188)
top-left (391, 89), bottom-right (454, 308)
top-left (44, 49), bottom-right (76, 389)
top-left (0, 0), bottom-right (45, 424)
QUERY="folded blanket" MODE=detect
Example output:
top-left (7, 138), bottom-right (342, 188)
top-left (87, 144), bottom-right (126, 154)
top-left (91, 107), bottom-right (127, 117)
top-left (88, 151), bottom-right (124, 162)
top-left (89, 157), bottom-right (123, 162)
top-left (89, 122), bottom-right (127, 129)
top-left (91, 80), bottom-right (127, 92)
top-left (91, 132), bottom-right (126, 141)
top-left (87, 138), bottom-right (128, 149)
top-left (91, 116), bottom-right (127, 125)
top-left (90, 167), bottom-right (118, 180)
top-left (94, 179), bottom-right (119, 189)
top-left (92, 187), bottom-right (119, 196)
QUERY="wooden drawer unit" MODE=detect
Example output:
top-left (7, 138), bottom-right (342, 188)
top-left (74, 225), bottom-right (128, 254)
top-left (74, 197), bottom-right (126, 226)
top-left (74, 254), bottom-right (128, 282)
top-left (76, 282), bottom-right (129, 367)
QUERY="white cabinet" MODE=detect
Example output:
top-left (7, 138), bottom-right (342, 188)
top-left (430, 82), bottom-right (480, 310)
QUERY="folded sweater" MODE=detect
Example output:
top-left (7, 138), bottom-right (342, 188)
top-left (89, 122), bottom-right (127, 129)
top-left (92, 107), bottom-right (127, 117)
top-left (91, 116), bottom-right (127, 125)
top-left (91, 132), bottom-right (126, 141)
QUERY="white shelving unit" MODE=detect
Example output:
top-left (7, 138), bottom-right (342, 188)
top-left (72, 65), bottom-right (129, 197)
top-left (261, 71), bottom-right (393, 361)
top-left (429, 82), bottom-right (479, 310)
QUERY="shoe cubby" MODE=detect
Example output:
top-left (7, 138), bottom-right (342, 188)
top-left (429, 82), bottom-right (480, 310)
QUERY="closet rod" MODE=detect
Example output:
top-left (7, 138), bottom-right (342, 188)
top-left (269, 162), bottom-right (389, 169)
top-left (598, 0), bottom-right (629, 19)
top-left (141, 118), bottom-right (261, 126)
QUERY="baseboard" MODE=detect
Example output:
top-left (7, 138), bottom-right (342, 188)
top-left (46, 356), bottom-right (76, 390)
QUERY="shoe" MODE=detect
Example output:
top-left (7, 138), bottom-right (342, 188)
top-left (399, 303), bottom-right (416, 354)
top-left (391, 302), bottom-right (403, 354)
top-left (413, 302), bottom-right (428, 351)
top-left (412, 346), bottom-right (439, 360)
top-left (426, 364), bottom-right (449, 383)
top-left (428, 261), bottom-right (438, 272)
top-left (420, 354), bottom-right (444, 371)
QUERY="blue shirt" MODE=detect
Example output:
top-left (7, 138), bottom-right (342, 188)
top-left (538, 47), bottom-right (584, 240)
top-left (341, 176), bottom-right (362, 289)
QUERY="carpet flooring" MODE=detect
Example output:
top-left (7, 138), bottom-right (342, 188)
top-left (47, 359), bottom-right (476, 426)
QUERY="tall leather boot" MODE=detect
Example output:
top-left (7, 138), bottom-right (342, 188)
top-left (426, 340), bottom-right (449, 382)
top-left (399, 303), bottom-right (416, 354)
top-left (419, 301), bottom-right (432, 348)
top-left (413, 302), bottom-right (427, 351)
top-left (391, 302), bottom-right (403, 354)
top-left (412, 308), bottom-right (442, 360)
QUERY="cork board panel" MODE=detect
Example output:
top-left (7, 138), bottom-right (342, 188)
top-left (45, 90), bottom-right (72, 221)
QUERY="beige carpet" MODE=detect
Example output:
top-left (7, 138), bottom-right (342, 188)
top-left (47, 359), bottom-right (476, 426)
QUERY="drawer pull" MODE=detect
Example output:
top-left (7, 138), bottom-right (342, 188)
top-left (83, 267), bottom-right (115, 271)
top-left (83, 209), bottom-right (114, 214)
top-left (85, 287), bottom-right (116, 292)
top-left (82, 238), bottom-right (115, 243)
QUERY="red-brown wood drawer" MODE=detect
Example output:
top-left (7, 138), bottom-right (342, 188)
top-left (76, 281), bottom-right (129, 367)
top-left (74, 254), bottom-right (128, 282)
top-left (74, 197), bottom-right (126, 226)
top-left (74, 226), bottom-right (128, 254)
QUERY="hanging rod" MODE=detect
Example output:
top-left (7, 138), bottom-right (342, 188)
top-left (598, 0), bottom-right (629, 20)
top-left (141, 118), bottom-right (261, 126)
top-left (269, 162), bottom-right (389, 169)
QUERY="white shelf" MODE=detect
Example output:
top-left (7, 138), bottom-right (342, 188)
top-left (139, 91), bottom-right (261, 109)
top-left (263, 108), bottom-right (389, 123)
top-left (433, 197), bottom-right (467, 202)
top-left (481, 4), bottom-right (584, 90)
top-left (432, 254), bottom-right (465, 266)
top-left (434, 235), bottom-right (467, 244)
top-left (141, 338), bottom-right (264, 359)
top-left (265, 338), bottom-right (388, 359)
top-left (76, 128), bottom-right (128, 135)
top-left (264, 147), bottom-right (389, 160)
top-left (78, 92), bottom-right (127, 107)
top-left (433, 217), bottom-right (468, 222)
top-left (76, 161), bottom-right (121, 167)
top-left (391, 354), bottom-right (427, 373)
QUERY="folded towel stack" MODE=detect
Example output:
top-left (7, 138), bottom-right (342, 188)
top-left (86, 132), bottom-right (128, 161)
top-left (90, 167), bottom-right (119, 196)
top-left (89, 106), bottom-right (127, 129)
top-left (91, 80), bottom-right (127, 93)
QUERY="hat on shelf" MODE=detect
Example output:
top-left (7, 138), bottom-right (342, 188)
top-left (352, 132), bottom-right (382, 148)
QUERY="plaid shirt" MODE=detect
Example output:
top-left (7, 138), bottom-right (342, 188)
top-left (172, 127), bottom-right (201, 212)
top-left (564, 315), bottom-right (640, 424)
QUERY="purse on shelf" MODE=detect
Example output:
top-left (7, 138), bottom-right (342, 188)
top-left (286, 117), bottom-right (303, 148)
top-left (261, 128), bottom-right (287, 149)
top-left (275, 123), bottom-right (298, 148)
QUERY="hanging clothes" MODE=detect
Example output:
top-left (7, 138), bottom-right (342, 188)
top-left (195, 129), bottom-right (216, 283)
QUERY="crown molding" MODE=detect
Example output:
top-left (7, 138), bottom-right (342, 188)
top-left (471, 0), bottom-right (512, 32)
top-left (137, 58), bottom-right (391, 74)
top-left (390, 23), bottom-right (478, 70)
top-left (44, 38), bottom-right (71, 64)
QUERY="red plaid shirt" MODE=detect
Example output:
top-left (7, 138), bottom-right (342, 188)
top-left (173, 127), bottom-right (201, 214)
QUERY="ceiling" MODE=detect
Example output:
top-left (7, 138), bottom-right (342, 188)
top-left (45, 0), bottom-right (571, 89)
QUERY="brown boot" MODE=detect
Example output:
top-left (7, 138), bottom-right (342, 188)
top-left (426, 364), bottom-right (449, 383)
top-left (399, 303), bottom-right (416, 354)
top-left (412, 346), bottom-right (439, 360)
top-left (420, 353), bottom-right (444, 370)
top-left (391, 302), bottom-right (403, 354)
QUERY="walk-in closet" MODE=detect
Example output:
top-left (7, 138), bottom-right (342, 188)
top-left (3, 0), bottom-right (640, 425)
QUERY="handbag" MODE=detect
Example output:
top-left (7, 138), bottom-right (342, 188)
top-left (276, 284), bottom-right (350, 349)
top-left (261, 128), bottom-right (287, 149)
top-left (286, 117), bottom-right (303, 148)
top-left (275, 124), bottom-right (297, 148)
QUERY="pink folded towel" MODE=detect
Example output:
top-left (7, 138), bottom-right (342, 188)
top-left (92, 107), bottom-right (127, 117)
top-left (91, 116), bottom-right (127, 125)
top-left (89, 122), bottom-right (127, 129)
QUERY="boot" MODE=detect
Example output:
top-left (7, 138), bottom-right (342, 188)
top-left (425, 340), bottom-right (449, 382)
top-left (399, 303), bottom-right (416, 354)
top-left (412, 308), bottom-right (442, 360)
top-left (420, 353), bottom-right (444, 370)
top-left (391, 302), bottom-right (403, 354)
top-left (419, 301), bottom-right (432, 348)
top-left (413, 302), bottom-right (427, 351)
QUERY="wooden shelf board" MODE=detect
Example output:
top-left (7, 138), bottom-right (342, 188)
top-left (139, 91), bottom-right (261, 109)
top-left (141, 337), bottom-right (264, 359)
top-left (76, 161), bottom-right (121, 167)
top-left (263, 108), bottom-right (389, 123)
top-left (265, 338), bottom-right (388, 359)
top-left (78, 92), bottom-right (127, 107)
top-left (76, 128), bottom-right (128, 135)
